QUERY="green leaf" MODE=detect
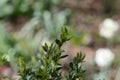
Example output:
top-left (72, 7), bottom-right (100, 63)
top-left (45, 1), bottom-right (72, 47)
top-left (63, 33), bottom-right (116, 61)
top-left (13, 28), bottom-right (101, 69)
top-left (60, 55), bottom-right (68, 59)
top-left (42, 46), bottom-right (47, 52)
top-left (55, 39), bottom-right (61, 45)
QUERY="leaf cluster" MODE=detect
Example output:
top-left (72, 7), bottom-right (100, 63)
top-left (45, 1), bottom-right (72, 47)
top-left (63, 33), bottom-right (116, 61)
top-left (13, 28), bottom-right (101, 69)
top-left (18, 27), bottom-right (86, 80)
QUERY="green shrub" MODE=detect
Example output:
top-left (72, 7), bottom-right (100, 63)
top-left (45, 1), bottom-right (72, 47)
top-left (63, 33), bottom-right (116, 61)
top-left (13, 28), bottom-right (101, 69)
top-left (17, 27), bottom-right (86, 80)
top-left (0, 27), bottom-right (86, 80)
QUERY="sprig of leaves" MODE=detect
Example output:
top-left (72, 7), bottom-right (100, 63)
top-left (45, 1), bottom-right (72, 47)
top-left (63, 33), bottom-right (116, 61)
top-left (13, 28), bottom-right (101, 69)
top-left (67, 52), bottom-right (86, 80)
top-left (18, 27), bottom-right (86, 80)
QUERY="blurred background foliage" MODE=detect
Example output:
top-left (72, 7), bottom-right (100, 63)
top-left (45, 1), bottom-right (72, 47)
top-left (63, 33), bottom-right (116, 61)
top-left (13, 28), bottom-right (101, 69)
top-left (0, 0), bottom-right (71, 63)
top-left (0, 0), bottom-right (120, 80)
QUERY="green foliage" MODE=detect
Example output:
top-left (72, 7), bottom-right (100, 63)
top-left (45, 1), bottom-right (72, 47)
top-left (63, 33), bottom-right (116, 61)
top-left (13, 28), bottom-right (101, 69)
top-left (69, 28), bottom-right (86, 45)
top-left (0, 25), bottom-right (34, 67)
top-left (18, 27), bottom-right (86, 80)
top-left (42, 10), bottom-right (70, 39)
top-left (0, 26), bottom-right (16, 65)
top-left (67, 53), bottom-right (86, 80)
top-left (0, 0), bottom-right (63, 18)
top-left (0, 0), bottom-right (71, 43)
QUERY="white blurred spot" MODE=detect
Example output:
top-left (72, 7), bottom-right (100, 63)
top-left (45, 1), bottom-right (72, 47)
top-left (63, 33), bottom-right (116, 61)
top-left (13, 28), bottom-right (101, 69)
top-left (99, 18), bottom-right (119, 39)
top-left (95, 48), bottom-right (114, 68)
